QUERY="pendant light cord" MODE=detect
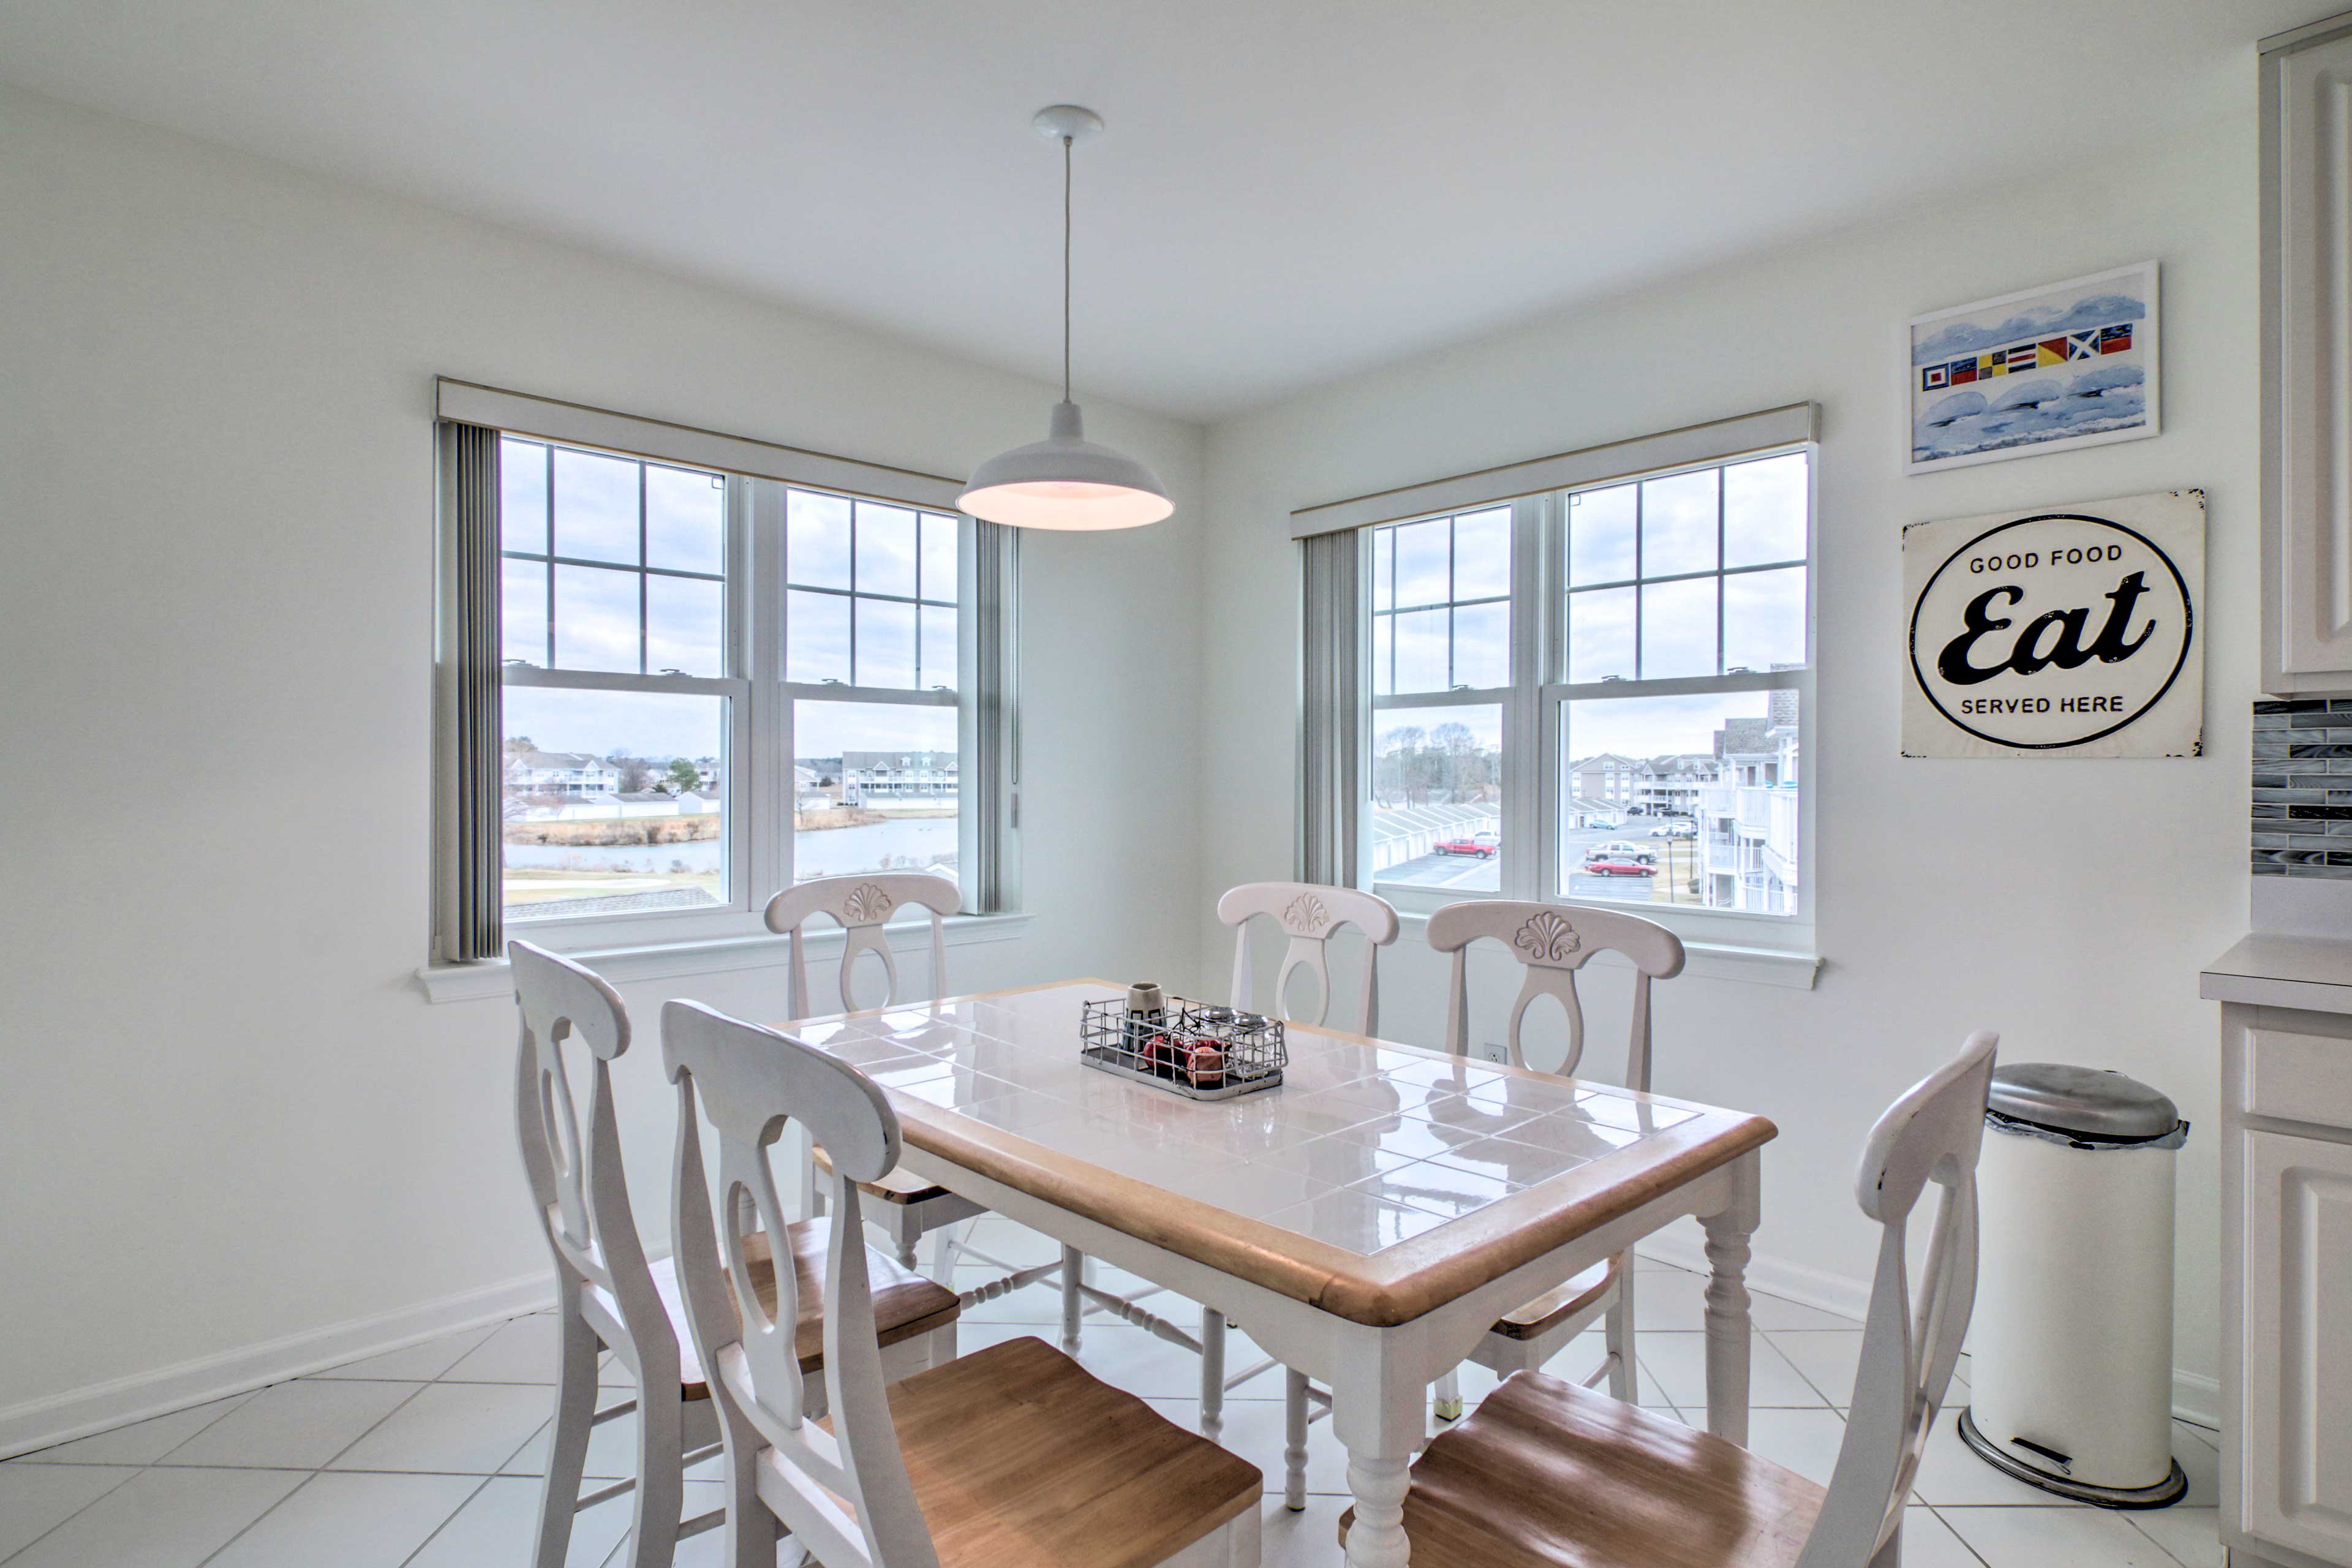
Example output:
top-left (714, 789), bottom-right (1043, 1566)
top-left (1061, 133), bottom-right (1073, 404)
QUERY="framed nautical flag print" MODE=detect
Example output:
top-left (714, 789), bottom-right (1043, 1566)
top-left (1905, 262), bottom-right (2159, 473)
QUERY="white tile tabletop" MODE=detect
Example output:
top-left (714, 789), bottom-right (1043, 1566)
top-left (781, 980), bottom-right (1760, 1324)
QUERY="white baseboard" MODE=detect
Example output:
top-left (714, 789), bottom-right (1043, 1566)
top-left (1635, 1230), bottom-right (1873, 1322)
top-left (0, 1272), bottom-right (553, 1460)
top-left (1633, 1234), bottom-right (2222, 1431)
top-left (2172, 1369), bottom-right (2220, 1431)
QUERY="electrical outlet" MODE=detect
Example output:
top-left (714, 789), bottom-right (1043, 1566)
top-left (1474, 1038), bottom-right (1511, 1066)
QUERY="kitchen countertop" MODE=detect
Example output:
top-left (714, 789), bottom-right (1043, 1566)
top-left (2202, 932), bottom-right (2352, 1012)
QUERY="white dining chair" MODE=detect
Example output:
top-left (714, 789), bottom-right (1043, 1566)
top-left (1421, 898), bottom-right (1685, 1424)
top-left (1338, 1030), bottom-right (1998, 1568)
top-left (510, 941), bottom-right (959, 1568)
top-left (1217, 881), bottom-right (1402, 1036)
top-left (766, 874), bottom-right (1069, 1319)
top-left (1144, 881), bottom-right (1398, 1507)
top-left (662, 998), bottom-right (1264, 1568)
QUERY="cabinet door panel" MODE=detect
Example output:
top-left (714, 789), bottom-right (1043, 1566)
top-left (2269, 30), bottom-right (2352, 688)
top-left (2244, 1129), bottom-right (2352, 1559)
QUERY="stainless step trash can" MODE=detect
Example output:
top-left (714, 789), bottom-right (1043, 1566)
top-left (1958, 1063), bottom-right (2190, 1508)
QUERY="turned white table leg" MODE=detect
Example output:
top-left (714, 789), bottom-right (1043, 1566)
top-left (1059, 1245), bottom-right (1084, 1352)
top-left (1283, 1368), bottom-right (1311, 1510)
top-left (1700, 1150), bottom-right (1761, 1446)
top-left (1198, 1305), bottom-right (1226, 1442)
top-left (1332, 1343), bottom-right (1428, 1568)
top-left (1346, 1452), bottom-right (1413, 1568)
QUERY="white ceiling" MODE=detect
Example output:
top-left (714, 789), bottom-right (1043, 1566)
top-left (0, 1), bottom-right (2332, 420)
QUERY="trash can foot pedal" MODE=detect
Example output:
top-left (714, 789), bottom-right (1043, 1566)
top-left (1956, 1408), bottom-right (2188, 1510)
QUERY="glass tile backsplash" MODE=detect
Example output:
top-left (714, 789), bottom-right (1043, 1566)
top-left (2254, 699), bottom-right (2352, 878)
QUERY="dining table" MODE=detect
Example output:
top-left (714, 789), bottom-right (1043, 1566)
top-left (775, 978), bottom-right (1776, 1568)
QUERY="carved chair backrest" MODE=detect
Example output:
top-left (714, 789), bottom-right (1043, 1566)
top-left (1795, 1031), bottom-right (1997, 1568)
top-left (663, 1001), bottom-right (940, 1568)
top-left (508, 941), bottom-right (673, 1380)
top-left (1422, 900), bottom-right (1684, 1088)
top-left (763, 873), bottom-right (959, 1019)
top-left (1216, 882), bottom-right (1400, 1034)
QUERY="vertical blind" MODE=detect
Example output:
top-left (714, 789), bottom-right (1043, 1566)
top-left (970, 519), bottom-right (1022, 914)
top-left (440, 423), bottom-right (504, 962)
top-left (1297, 529), bottom-right (1364, 886)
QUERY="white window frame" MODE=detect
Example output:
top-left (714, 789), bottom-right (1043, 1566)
top-left (432, 379), bottom-right (1009, 967)
top-left (1359, 442), bottom-right (1817, 956)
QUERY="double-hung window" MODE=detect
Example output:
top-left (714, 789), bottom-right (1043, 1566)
top-left (1370, 506), bottom-right (1515, 895)
top-left (1548, 451), bottom-right (1809, 924)
top-left (1307, 405), bottom-right (1815, 948)
top-left (783, 490), bottom-right (964, 886)
top-left (433, 381), bottom-right (1016, 963)
top-left (498, 438), bottom-right (746, 925)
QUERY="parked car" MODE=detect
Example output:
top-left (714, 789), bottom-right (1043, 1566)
top-left (1648, 821), bottom-right (1697, 839)
top-left (1435, 829), bottom-right (1499, 858)
top-left (1588, 840), bottom-right (1656, 864)
top-left (1581, 855), bottom-right (1657, 877)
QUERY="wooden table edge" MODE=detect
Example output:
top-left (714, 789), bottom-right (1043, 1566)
top-left (779, 981), bottom-right (1781, 1329)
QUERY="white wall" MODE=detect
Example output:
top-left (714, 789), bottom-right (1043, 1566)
top-left (0, 85), bottom-right (1206, 1438)
top-left (1197, 113), bottom-right (2258, 1409)
top-left (0, 68), bottom-right (2263, 1444)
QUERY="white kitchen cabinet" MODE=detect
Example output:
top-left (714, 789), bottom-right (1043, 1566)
top-left (2242, 1129), bottom-right (2352, 1562)
top-left (2262, 14), bottom-right (2352, 695)
top-left (2205, 938), bottom-right (2352, 1568)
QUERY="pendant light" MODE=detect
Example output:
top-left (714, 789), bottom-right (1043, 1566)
top-left (959, 105), bottom-right (1172, 530)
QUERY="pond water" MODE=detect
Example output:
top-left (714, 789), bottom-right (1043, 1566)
top-left (503, 816), bottom-right (957, 878)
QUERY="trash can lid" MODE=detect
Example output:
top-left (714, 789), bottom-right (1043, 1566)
top-left (1986, 1063), bottom-right (2183, 1144)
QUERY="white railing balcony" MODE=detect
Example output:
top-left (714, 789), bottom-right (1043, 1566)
top-left (1764, 790), bottom-right (1801, 886)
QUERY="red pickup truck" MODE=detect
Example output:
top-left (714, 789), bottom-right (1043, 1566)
top-left (1434, 829), bottom-right (1500, 859)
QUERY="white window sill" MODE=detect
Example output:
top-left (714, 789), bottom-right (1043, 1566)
top-left (1392, 911), bottom-right (1820, 990)
top-left (413, 911), bottom-right (1035, 1005)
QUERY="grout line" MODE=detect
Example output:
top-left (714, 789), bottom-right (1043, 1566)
top-left (1754, 1324), bottom-right (1855, 1409)
top-left (393, 1472), bottom-right (502, 1568)
top-left (2119, 1509), bottom-right (2201, 1568)
top-left (190, 1381), bottom-right (438, 1568)
top-left (0, 1461), bottom-right (151, 1568)
top-left (1920, 1502), bottom-right (1996, 1568)
top-left (192, 1470), bottom-right (325, 1568)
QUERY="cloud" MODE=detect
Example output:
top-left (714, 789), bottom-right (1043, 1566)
top-left (1912, 358), bottom-right (2149, 461)
top-left (1913, 289), bottom-right (2149, 365)
top-left (1921, 389), bottom-right (1988, 426)
top-left (1988, 377), bottom-right (2065, 413)
top-left (2069, 362), bottom-right (2144, 396)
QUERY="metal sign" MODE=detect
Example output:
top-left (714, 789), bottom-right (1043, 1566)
top-left (1902, 490), bottom-right (2204, 758)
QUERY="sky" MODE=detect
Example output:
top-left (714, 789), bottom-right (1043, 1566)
top-left (1371, 453), bottom-right (1807, 695)
top-left (499, 440), bottom-right (962, 761)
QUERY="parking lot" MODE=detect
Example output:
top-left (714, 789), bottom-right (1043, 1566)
top-left (1381, 818), bottom-right (1708, 903)
top-left (1562, 822), bottom-right (1703, 903)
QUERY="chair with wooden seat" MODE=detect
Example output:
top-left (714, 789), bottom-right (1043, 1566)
top-left (510, 941), bottom-right (960, 1568)
top-left (1340, 1030), bottom-right (1999, 1568)
top-left (662, 997), bottom-right (1265, 1568)
top-left (1422, 899), bottom-right (1686, 1425)
top-left (765, 874), bottom-right (1069, 1314)
top-left (1177, 882), bottom-right (1400, 1507)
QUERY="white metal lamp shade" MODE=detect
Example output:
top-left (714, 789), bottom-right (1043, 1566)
top-left (959, 401), bottom-right (1172, 530)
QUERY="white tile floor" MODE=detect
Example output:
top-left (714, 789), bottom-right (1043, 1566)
top-left (0, 1223), bottom-right (2225, 1567)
